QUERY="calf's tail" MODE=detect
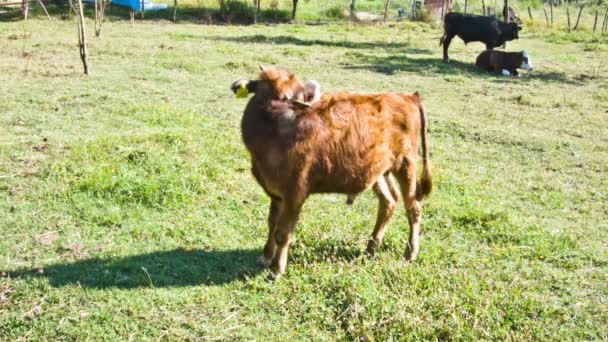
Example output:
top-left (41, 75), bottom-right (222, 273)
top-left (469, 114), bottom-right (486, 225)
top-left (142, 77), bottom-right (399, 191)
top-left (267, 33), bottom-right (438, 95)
top-left (414, 93), bottom-right (432, 201)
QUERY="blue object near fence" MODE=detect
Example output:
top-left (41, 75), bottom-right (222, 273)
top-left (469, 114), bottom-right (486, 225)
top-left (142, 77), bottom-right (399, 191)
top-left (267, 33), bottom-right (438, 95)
top-left (83, 0), bottom-right (168, 12)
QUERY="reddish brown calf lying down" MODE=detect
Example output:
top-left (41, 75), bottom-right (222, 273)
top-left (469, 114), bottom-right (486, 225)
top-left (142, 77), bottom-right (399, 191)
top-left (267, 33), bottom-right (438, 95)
top-left (231, 66), bottom-right (432, 279)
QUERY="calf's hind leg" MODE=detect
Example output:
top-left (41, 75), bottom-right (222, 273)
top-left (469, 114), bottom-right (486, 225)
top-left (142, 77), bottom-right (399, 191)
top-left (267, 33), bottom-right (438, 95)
top-left (366, 175), bottom-right (399, 255)
top-left (394, 157), bottom-right (424, 261)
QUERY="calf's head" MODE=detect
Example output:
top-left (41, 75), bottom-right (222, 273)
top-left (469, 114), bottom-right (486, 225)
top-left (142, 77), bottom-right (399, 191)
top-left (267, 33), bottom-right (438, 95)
top-left (520, 50), bottom-right (533, 71)
top-left (231, 66), bottom-right (321, 108)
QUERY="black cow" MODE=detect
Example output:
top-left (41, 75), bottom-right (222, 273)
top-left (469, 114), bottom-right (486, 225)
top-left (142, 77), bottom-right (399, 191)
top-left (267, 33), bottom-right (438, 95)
top-left (440, 12), bottom-right (522, 63)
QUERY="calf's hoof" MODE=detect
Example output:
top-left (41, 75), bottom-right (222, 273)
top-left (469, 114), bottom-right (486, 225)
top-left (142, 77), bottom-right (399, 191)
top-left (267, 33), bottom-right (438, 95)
top-left (404, 247), bottom-right (419, 262)
top-left (258, 255), bottom-right (273, 268)
top-left (266, 271), bottom-right (282, 281)
top-left (365, 239), bottom-right (380, 256)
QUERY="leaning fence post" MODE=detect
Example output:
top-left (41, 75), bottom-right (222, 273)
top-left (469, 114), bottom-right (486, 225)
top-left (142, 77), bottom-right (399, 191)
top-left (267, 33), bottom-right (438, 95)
top-left (528, 6), bottom-right (532, 22)
top-left (573, 4), bottom-right (584, 30)
top-left (592, 9), bottom-right (598, 34)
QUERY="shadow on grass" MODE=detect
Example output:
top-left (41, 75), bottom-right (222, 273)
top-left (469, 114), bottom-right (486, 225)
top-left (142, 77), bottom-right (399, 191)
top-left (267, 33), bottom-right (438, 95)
top-left (9, 248), bottom-right (262, 288)
top-left (343, 52), bottom-right (585, 85)
top-left (342, 52), bottom-right (483, 76)
top-left (208, 34), bottom-right (432, 52)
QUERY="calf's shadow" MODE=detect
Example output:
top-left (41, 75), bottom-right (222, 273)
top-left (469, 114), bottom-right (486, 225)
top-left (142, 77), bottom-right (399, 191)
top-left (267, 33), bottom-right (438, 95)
top-left (8, 248), bottom-right (262, 288)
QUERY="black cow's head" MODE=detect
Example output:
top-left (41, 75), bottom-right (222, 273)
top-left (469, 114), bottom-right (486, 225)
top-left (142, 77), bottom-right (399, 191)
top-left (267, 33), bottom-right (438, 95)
top-left (503, 22), bottom-right (523, 41)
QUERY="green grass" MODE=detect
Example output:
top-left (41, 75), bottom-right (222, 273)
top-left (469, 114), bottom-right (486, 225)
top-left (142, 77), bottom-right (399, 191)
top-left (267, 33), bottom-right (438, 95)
top-left (1, 17), bottom-right (608, 340)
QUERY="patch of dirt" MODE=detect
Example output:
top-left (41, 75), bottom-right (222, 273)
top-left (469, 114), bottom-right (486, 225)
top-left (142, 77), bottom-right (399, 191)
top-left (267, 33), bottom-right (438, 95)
top-left (35, 231), bottom-right (59, 245)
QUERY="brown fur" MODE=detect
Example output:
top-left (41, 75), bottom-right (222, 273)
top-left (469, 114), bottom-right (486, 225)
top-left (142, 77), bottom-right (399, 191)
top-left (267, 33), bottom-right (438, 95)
top-left (232, 66), bottom-right (432, 279)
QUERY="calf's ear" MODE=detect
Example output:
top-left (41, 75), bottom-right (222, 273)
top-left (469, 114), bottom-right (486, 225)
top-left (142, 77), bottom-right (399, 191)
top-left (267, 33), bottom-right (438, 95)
top-left (231, 79), bottom-right (257, 97)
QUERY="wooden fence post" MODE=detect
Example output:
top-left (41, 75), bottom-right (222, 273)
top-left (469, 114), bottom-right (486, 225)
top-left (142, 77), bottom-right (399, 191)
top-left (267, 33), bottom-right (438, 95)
top-left (383, 0), bottom-right (390, 22)
top-left (503, 0), bottom-right (508, 48)
top-left (566, 1), bottom-right (571, 32)
top-left (602, 7), bottom-right (607, 34)
top-left (592, 10), bottom-right (598, 33)
top-left (573, 5), bottom-right (583, 30)
top-left (22, 0), bottom-right (28, 20)
top-left (603, 7), bottom-right (608, 35)
top-left (550, 0), bottom-right (553, 26)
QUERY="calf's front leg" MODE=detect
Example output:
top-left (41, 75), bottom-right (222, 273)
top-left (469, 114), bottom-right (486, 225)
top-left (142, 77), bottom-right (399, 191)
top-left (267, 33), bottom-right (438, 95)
top-left (262, 198), bottom-right (281, 267)
top-left (269, 200), bottom-right (303, 280)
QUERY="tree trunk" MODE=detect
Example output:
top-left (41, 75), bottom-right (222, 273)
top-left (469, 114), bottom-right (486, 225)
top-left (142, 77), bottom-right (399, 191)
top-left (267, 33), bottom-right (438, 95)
top-left (573, 5), bottom-right (583, 30)
top-left (527, 6), bottom-right (532, 22)
top-left (482, 0), bottom-right (486, 15)
top-left (291, 0), bottom-right (298, 21)
top-left (383, 0), bottom-right (390, 22)
top-left (441, 0), bottom-right (445, 20)
top-left (543, 4), bottom-right (549, 26)
top-left (77, 0), bottom-right (89, 75)
top-left (464, 0), bottom-right (467, 14)
top-left (350, 0), bottom-right (356, 22)
top-left (173, 0), bottom-right (177, 22)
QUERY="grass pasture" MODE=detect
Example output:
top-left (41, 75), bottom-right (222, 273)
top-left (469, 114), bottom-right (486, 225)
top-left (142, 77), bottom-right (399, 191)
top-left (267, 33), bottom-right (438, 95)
top-left (1, 17), bottom-right (608, 340)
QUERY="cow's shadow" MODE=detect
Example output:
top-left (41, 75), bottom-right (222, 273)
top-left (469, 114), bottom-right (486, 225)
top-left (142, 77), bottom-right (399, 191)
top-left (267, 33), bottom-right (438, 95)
top-left (208, 34), bottom-right (432, 53)
top-left (342, 52), bottom-right (483, 76)
top-left (343, 51), bottom-right (584, 85)
top-left (8, 248), bottom-right (262, 288)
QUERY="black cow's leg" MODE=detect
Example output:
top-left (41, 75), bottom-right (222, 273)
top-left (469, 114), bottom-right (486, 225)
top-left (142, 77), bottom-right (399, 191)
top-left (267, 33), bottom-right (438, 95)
top-left (442, 34), bottom-right (455, 63)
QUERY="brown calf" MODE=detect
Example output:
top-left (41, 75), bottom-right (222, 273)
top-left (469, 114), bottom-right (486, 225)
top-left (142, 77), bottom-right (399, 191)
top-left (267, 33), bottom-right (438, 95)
top-left (231, 66), bottom-right (432, 279)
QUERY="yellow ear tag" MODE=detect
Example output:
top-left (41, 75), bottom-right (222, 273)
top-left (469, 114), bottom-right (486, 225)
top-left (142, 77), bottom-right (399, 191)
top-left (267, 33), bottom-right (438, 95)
top-left (236, 84), bottom-right (249, 98)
